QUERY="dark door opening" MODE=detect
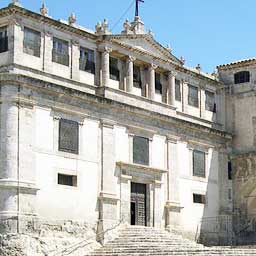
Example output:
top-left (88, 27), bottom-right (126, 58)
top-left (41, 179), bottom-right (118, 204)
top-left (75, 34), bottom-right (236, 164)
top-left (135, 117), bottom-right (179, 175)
top-left (131, 182), bottom-right (147, 226)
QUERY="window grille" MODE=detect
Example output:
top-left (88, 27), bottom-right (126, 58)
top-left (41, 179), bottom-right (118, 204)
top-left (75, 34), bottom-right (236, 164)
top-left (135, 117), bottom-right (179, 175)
top-left (58, 173), bottom-right (77, 187)
top-left (188, 85), bottom-right (199, 107)
top-left (133, 65), bottom-right (142, 88)
top-left (52, 37), bottom-right (69, 66)
top-left (109, 57), bottom-right (120, 81)
top-left (175, 79), bottom-right (181, 101)
top-left (133, 136), bottom-right (149, 166)
top-left (59, 119), bottom-right (79, 154)
top-left (23, 27), bottom-right (41, 57)
top-left (234, 71), bottom-right (250, 84)
top-left (79, 47), bottom-right (95, 74)
top-left (205, 91), bottom-right (216, 112)
top-left (155, 73), bottom-right (162, 94)
top-left (193, 150), bottom-right (205, 177)
top-left (0, 27), bottom-right (8, 53)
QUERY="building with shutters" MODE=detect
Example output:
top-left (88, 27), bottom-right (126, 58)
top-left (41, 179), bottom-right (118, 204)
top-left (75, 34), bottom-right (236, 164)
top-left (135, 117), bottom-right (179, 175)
top-left (1, 0), bottom-right (255, 253)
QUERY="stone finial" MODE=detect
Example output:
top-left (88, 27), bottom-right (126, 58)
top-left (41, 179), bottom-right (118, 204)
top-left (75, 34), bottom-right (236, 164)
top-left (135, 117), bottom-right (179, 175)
top-left (40, 3), bottom-right (48, 16)
top-left (68, 13), bottom-right (77, 26)
top-left (95, 19), bottom-right (111, 35)
top-left (130, 16), bottom-right (145, 35)
top-left (196, 64), bottom-right (201, 72)
top-left (180, 57), bottom-right (185, 65)
top-left (102, 19), bottom-right (109, 33)
top-left (166, 44), bottom-right (172, 53)
top-left (148, 29), bottom-right (154, 37)
top-left (10, 0), bottom-right (22, 7)
top-left (122, 19), bottom-right (132, 34)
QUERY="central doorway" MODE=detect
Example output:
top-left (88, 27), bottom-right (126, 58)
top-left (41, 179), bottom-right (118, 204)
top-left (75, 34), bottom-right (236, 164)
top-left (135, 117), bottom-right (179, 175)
top-left (131, 182), bottom-right (147, 226)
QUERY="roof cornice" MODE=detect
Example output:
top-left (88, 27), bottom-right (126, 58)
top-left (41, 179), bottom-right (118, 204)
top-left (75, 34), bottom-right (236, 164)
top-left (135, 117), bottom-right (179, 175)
top-left (217, 58), bottom-right (256, 71)
top-left (0, 4), bottom-right (97, 40)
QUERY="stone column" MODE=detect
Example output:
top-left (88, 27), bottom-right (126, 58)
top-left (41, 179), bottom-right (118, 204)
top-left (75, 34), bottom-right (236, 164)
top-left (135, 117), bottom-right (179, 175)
top-left (101, 47), bottom-right (112, 87)
top-left (200, 87), bottom-right (206, 118)
top-left (148, 64), bottom-right (158, 100)
top-left (167, 71), bottom-right (176, 106)
top-left (97, 120), bottom-right (118, 243)
top-left (182, 80), bottom-right (187, 112)
top-left (165, 136), bottom-right (181, 231)
top-left (126, 56), bottom-right (135, 93)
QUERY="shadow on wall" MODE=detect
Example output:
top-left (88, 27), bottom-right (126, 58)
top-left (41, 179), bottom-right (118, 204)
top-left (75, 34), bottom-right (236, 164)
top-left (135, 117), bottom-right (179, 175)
top-left (195, 149), bottom-right (233, 246)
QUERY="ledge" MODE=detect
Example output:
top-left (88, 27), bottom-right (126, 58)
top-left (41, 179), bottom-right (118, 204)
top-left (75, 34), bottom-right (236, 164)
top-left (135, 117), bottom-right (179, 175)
top-left (99, 192), bottom-right (119, 202)
top-left (165, 201), bottom-right (183, 210)
top-left (116, 161), bottom-right (167, 174)
top-left (0, 179), bottom-right (39, 191)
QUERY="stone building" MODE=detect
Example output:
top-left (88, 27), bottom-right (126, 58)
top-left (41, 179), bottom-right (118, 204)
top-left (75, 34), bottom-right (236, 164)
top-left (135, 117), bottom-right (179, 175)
top-left (0, 0), bottom-right (251, 254)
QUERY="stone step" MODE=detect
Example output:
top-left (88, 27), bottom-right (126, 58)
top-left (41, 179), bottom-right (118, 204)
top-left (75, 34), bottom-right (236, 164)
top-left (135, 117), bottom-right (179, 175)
top-left (87, 226), bottom-right (256, 256)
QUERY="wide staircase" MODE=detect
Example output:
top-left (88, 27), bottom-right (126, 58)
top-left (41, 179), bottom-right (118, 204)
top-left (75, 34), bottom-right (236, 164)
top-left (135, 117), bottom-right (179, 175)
top-left (86, 226), bottom-right (256, 256)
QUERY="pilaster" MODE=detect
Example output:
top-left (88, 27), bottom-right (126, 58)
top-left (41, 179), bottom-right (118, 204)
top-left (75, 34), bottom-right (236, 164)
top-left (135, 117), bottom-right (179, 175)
top-left (43, 30), bottom-right (53, 73)
top-left (70, 40), bottom-right (80, 80)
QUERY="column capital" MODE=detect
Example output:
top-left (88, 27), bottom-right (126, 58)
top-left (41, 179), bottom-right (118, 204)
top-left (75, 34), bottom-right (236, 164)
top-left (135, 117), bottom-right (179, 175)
top-left (71, 40), bottom-right (79, 46)
top-left (98, 46), bottom-right (112, 53)
top-left (127, 55), bottom-right (136, 62)
top-left (167, 71), bottom-right (177, 78)
top-left (149, 63), bottom-right (158, 70)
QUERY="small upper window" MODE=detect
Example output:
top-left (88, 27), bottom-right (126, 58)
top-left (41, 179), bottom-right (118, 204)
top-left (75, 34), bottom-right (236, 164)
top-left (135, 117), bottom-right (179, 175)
top-left (23, 27), bottom-right (41, 57)
top-left (175, 79), bottom-right (181, 101)
top-left (59, 119), bottom-right (79, 154)
top-left (155, 73), bottom-right (162, 94)
top-left (0, 27), bottom-right (8, 53)
top-left (109, 57), bottom-right (120, 81)
top-left (234, 71), bottom-right (250, 84)
top-left (228, 161), bottom-right (232, 180)
top-left (193, 194), bottom-right (206, 204)
top-left (133, 136), bottom-right (149, 166)
top-left (52, 37), bottom-right (69, 66)
top-left (79, 47), bottom-right (95, 74)
top-left (58, 173), bottom-right (77, 187)
top-left (188, 85), bottom-right (199, 108)
top-left (193, 150), bottom-right (206, 178)
top-left (133, 65), bottom-right (142, 88)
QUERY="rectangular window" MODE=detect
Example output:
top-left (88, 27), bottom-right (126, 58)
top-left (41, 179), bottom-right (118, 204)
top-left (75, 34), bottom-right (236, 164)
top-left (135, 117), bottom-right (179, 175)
top-left (228, 189), bottom-right (232, 200)
top-left (0, 27), bottom-right (8, 53)
top-left (23, 27), bottom-right (41, 57)
top-left (109, 57), bottom-right (120, 81)
top-left (133, 65), bottom-right (142, 88)
top-left (205, 91), bottom-right (216, 112)
top-left (188, 85), bottom-right (199, 107)
top-left (175, 79), bottom-right (181, 101)
top-left (193, 150), bottom-right (205, 177)
top-left (133, 136), bottom-right (149, 166)
top-left (59, 119), bottom-right (79, 154)
top-left (79, 47), bottom-right (95, 74)
top-left (193, 194), bottom-right (206, 204)
top-left (52, 37), bottom-right (69, 66)
top-left (155, 73), bottom-right (162, 94)
top-left (228, 161), bottom-right (232, 180)
top-left (58, 173), bottom-right (77, 187)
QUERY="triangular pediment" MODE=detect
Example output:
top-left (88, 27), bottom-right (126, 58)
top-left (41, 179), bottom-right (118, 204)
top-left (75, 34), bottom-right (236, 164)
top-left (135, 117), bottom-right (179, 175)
top-left (109, 35), bottom-right (181, 64)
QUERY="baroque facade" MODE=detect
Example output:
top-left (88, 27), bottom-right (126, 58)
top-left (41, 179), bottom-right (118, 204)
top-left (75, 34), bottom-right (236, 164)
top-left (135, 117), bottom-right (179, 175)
top-left (0, 0), bottom-right (254, 253)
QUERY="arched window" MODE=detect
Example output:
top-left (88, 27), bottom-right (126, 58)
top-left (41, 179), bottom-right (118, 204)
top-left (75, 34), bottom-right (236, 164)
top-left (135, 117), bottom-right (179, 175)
top-left (234, 71), bottom-right (250, 84)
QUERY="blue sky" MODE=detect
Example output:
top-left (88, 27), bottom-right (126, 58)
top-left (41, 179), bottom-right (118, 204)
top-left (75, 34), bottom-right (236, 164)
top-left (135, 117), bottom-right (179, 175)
top-left (1, 0), bottom-right (255, 72)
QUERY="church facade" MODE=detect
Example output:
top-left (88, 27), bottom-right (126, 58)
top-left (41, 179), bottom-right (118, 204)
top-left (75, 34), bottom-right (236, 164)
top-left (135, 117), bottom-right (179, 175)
top-left (0, 1), bottom-right (253, 252)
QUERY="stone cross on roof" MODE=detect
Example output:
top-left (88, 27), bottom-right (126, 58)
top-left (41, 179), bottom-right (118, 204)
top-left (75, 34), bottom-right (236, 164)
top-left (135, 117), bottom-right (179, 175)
top-left (11, 0), bottom-right (21, 6)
